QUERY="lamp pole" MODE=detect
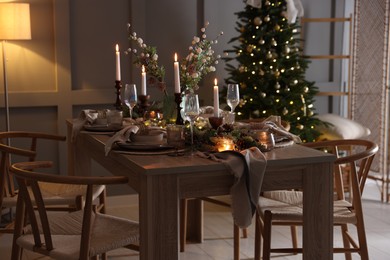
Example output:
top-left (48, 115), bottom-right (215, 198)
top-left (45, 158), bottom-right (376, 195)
top-left (2, 40), bottom-right (10, 132)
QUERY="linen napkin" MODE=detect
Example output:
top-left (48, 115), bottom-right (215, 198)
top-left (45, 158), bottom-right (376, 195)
top-left (197, 147), bottom-right (267, 228)
top-left (71, 109), bottom-right (99, 142)
top-left (104, 125), bottom-right (139, 156)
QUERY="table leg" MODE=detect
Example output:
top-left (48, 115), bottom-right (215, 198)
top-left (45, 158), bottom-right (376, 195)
top-left (139, 174), bottom-right (179, 260)
top-left (303, 162), bottom-right (333, 259)
top-left (185, 199), bottom-right (203, 243)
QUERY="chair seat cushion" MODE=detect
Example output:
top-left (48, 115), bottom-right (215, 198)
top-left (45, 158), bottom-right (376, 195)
top-left (258, 191), bottom-right (357, 224)
top-left (19, 210), bottom-right (139, 259)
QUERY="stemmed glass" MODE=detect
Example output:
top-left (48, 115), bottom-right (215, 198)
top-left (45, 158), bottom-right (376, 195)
top-left (122, 84), bottom-right (138, 119)
top-left (226, 84), bottom-right (240, 112)
top-left (183, 93), bottom-right (200, 154)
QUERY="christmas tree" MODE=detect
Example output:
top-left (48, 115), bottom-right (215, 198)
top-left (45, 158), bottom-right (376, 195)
top-left (224, 0), bottom-right (322, 142)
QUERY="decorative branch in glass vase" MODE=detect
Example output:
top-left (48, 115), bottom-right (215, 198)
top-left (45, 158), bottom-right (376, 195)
top-left (125, 23), bottom-right (167, 96)
top-left (180, 22), bottom-right (224, 93)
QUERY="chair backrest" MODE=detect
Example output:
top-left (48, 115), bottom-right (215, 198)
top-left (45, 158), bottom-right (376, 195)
top-left (0, 131), bottom-right (66, 204)
top-left (303, 139), bottom-right (378, 203)
top-left (10, 161), bottom-right (128, 259)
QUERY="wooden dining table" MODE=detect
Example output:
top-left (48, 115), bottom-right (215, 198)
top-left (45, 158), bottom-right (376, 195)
top-left (67, 122), bottom-right (335, 260)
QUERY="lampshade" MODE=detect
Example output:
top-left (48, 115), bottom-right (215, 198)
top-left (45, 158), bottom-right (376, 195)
top-left (0, 3), bottom-right (31, 40)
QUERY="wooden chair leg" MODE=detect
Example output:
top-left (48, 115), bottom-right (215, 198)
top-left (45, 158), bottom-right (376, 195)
top-left (262, 211), bottom-right (272, 260)
top-left (290, 225), bottom-right (298, 254)
top-left (341, 224), bottom-right (352, 260)
top-left (242, 227), bottom-right (248, 238)
top-left (99, 188), bottom-right (106, 214)
top-left (180, 199), bottom-right (188, 252)
top-left (234, 224), bottom-right (240, 260)
top-left (11, 196), bottom-right (25, 260)
top-left (254, 211), bottom-right (261, 260)
top-left (355, 222), bottom-right (369, 260)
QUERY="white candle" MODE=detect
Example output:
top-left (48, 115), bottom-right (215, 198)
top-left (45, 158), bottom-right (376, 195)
top-left (115, 44), bottom-right (121, 81)
top-left (174, 53), bottom-right (181, 93)
top-left (141, 65), bottom-right (147, 95)
top-left (213, 78), bottom-right (219, 117)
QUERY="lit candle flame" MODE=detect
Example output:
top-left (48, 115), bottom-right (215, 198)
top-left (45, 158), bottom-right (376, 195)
top-left (214, 78), bottom-right (218, 86)
top-left (142, 65), bottom-right (145, 73)
top-left (174, 53), bottom-right (178, 62)
top-left (115, 44), bottom-right (119, 52)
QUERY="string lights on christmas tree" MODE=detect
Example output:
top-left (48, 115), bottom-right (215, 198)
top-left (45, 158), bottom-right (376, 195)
top-left (224, 0), bottom-right (323, 142)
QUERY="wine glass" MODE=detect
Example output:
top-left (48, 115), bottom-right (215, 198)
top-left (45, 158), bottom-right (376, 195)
top-left (183, 93), bottom-right (200, 154)
top-left (122, 84), bottom-right (138, 119)
top-left (226, 84), bottom-right (240, 112)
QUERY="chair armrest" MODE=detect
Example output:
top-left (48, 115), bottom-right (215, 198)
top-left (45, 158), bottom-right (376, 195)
top-left (0, 143), bottom-right (36, 157)
top-left (11, 161), bottom-right (128, 186)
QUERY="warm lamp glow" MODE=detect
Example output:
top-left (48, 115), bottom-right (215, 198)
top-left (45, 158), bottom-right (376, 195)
top-left (0, 3), bottom-right (31, 40)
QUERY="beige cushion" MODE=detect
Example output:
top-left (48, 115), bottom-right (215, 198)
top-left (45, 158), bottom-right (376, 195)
top-left (315, 113), bottom-right (371, 140)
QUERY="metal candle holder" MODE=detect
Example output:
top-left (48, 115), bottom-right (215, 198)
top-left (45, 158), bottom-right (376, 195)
top-left (114, 80), bottom-right (122, 110)
top-left (138, 94), bottom-right (150, 117)
top-left (175, 93), bottom-right (183, 125)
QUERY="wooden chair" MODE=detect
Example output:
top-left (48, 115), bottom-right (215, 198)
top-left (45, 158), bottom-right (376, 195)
top-left (0, 131), bottom-right (106, 233)
top-left (254, 139), bottom-right (378, 260)
top-left (10, 160), bottom-right (139, 260)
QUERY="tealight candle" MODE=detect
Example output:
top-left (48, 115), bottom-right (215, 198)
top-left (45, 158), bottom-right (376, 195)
top-left (174, 53), bottom-right (181, 93)
top-left (141, 65), bottom-right (147, 95)
top-left (115, 44), bottom-right (121, 81)
top-left (217, 138), bottom-right (234, 152)
top-left (213, 78), bottom-right (219, 117)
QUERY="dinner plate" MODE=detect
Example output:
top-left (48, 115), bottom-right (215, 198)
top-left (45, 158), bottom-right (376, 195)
top-left (84, 124), bottom-right (122, 132)
top-left (116, 141), bottom-right (174, 151)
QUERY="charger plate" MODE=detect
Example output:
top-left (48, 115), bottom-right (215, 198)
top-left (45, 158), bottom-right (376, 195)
top-left (116, 141), bottom-right (174, 151)
top-left (114, 142), bottom-right (187, 155)
top-left (84, 124), bottom-right (122, 132)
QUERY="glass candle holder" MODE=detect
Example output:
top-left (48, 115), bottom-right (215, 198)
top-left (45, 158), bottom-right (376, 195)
top-left (166, 124), bottom-right (185, 149)
top-left (217, 138), bottom-right (235, 152)
top-left (256, 130), bottom-right (275, 152)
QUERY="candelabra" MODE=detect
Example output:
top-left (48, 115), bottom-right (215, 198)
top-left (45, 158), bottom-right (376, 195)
top-left (114, 80), bottom-right (122, 110)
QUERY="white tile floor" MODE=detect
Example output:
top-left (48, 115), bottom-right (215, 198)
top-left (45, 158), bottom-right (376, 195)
top-left (1, 180), bottom-right (390, 259)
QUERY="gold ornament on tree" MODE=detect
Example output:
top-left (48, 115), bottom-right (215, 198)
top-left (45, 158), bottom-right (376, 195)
top-left (274, 24), bottom-right (281, 31)
top-left (282, 107), bottom-right (288, 115)
top-left (254, 17), bottom-right (262, 26)
top-left (275, 82), bottom-right (281, 89)
top-left (264, 15), bottom-right (270, 22)
top-left (266, 51), bottom-right (273, 59)
top-left (271, 38), bottom-right (277, 46)
top-left (259, 38), bottom-right (265, 45)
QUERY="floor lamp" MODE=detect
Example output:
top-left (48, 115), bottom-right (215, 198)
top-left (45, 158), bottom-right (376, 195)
top-left (0, 3), bottom-right (31, 133)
